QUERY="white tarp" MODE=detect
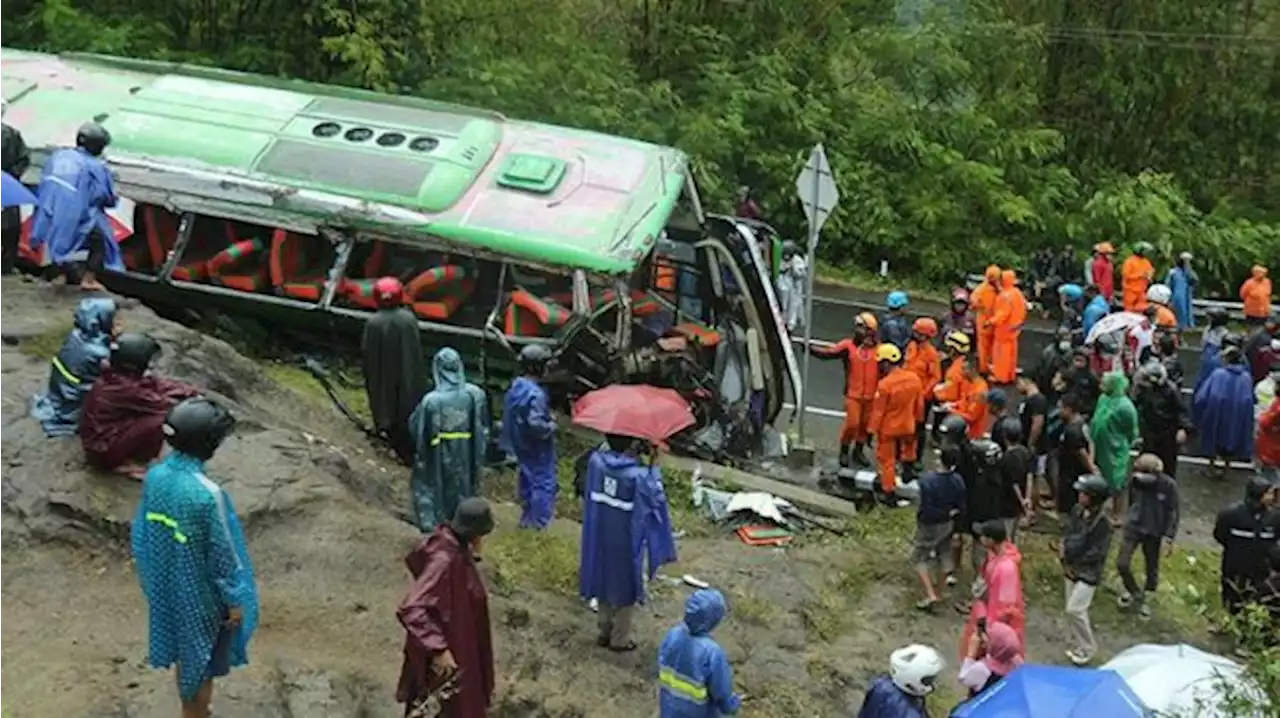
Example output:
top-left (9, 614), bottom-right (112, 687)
top-left (1102, 643), bottom-right (1264, 718)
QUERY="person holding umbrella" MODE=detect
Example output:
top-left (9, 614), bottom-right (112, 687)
top-left (2, 121), bottom-right (33, 275)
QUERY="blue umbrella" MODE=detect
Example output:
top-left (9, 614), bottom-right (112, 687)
top-left (1, 172), bottom-right (37, 208)
top-left (952, 664), bottom-right (1150, 718)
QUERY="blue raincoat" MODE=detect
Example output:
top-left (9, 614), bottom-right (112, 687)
top-left (408, 348), bottom-right (487, 532)
top-left (1082, 295), bottom-right (1109, 338)
top-left (131, 452), bottom-right (259, 701)
top-left (29, 147), bottom-right (124, 270)
top-left (856, 676), bottom-right (927, 718)
top-left (658, 589), bottom-right (741, 718)
top-left (578, 450), bottom-right (677, 608)
top-left (1194, 363), bottom-right (1255, 459)
top-left (1194, 342), bottom-right (1223, 394)
top-left (501, 376), bottom-right (558, 528)
top-left (30, 297), bottom-right (116, 436)
top-left (1166, 266), bottom-right (1196, 329)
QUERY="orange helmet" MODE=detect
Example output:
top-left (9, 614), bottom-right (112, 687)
top-left (912, 317), bottom-right (938, 338)
top-left (855, 312), bottom-right (879, 332)
top-left (1093, 242), bottom-right (1115, 255)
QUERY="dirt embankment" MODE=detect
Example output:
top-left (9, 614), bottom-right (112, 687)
top-left (0, 277), bottom-right (1234, 718)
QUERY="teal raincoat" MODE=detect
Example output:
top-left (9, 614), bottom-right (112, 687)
top-left (408, 348), bottom-right (487, 531)
top-left (1089, 372), bottom-right (1140, 490)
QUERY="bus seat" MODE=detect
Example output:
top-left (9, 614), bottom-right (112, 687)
top-left (673, 321), bottom-right (721, 348)
top-left (548, 288), bottom-right (665, 318)
top-left (269, 229), bottom-right (328, 301)
top-left (173, 218), bottom-right (239, 281)
top-left (405, 264), bottom-right (474, 322)
top-left (206, 237), bottom-right (268, 292)
top-left (505, 288), bottom-right (571, 336)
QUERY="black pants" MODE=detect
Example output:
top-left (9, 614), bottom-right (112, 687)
top-left (1116, 533), bottom-right (1161, 599)
top-left (1222, 574), bottom-right (1262, 615)
top-left (1, 206), bottom-right (19, 274)
top-left (1056, 468), bottom-right (1079, 514)
top-left (1143, 432), bottom-right (1179, 480)
top-left (916, 401), bottom-right (935, 461)
top-left (61, 227), bottom-right (107, 283)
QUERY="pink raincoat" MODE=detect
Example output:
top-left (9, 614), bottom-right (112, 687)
top-left (959, 542), bottom-right (1026, 660)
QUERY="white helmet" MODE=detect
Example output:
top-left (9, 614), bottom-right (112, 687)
top-left (1146, 283), bottom-right (1172, 305)
top-left (890, 644), bottom-right (945, 697)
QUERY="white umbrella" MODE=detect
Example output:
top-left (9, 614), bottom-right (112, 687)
top-left (1103, 643), bottom-right (1261, 717)
top-left (1085, 310), bottom-right (1147, 345)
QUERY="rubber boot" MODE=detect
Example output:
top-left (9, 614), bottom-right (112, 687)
top-left (838, 443), bottom-right (851, 468)
top-left (852, 442), bottom-right (868, 466)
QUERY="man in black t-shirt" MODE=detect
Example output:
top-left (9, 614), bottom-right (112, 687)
top-left (1055, 393), bottom-right (1098, 515)
top-left (1016, 375), bottom-right (1051, 508)
top-left (994, 416), bottom-right (1033, 538)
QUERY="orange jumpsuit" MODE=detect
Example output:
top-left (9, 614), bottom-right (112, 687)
top-left (1122, 255), bottom-right (1154, 312)
top-left (1152, 304), bottom-right (1177, 329)
top-left (1240, 266), bottom-right (1273, 320)
top-left (971, 266), bottom-right (1001, 375)
top-left (990, 270), bottom-right (1027, 384)
top-left (813, 339), bottom-right (880, 446)
top-left (953, 375), bottom-right (991, 439)
top-left (869, 367), bottom-right (924, 493)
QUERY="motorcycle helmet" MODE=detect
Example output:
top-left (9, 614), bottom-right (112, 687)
top-left (1132, 241), bottom-right (1154, 256)
top-left (855, 312), bottom-right (879, 333)
top-left (912, 317), bottom-right (938, 339)
top-left (1207, 306), bottom-right (1229, 327)
top-left (163, 397), bottom-right (236, 461)
top-left (889, 645), bottom-right (945, 697)
top-left (886, 290), bottom-right (909, 310)
top-left (875, 343), bottom-right (902, 364)
top-left (944, 331), bottom-right (971, 355)
top-left (951, 288), bottom-right (970, 307)
top-left (110, 333), bottom-right (162, 375)
top-left (1058, 283), bottom-right (1083, 302)
top-left (76, 121), bottom-right (112, 157)
top-left (994, 416), bottom-right (1023, 445)
top-left (1072, 473), bottom-right (1111, 500)
top-left (518, 344), bottom-right (554, 375)
top-left (373, 276), bottom-right (404, 306)
top-left (781, 240), bottom-right (800, 260)
top-left (936, 414), bottom-right (969, 447)
top-left (972, 439), bottom-right (1002, 467)
top-left (1146, 284), bottom-right (1172, 306)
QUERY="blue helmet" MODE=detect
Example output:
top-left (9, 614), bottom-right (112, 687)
top-left (886, 290), bottom-right (909, 310)
top-left (1058, 283), bottom-right (1083, 301)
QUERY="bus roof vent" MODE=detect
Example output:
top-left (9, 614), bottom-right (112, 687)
top-left (496, 153), bottom-right (565, 194)
top-left (258, 140), bottom-right (433, 198)
top-left (312, 122), bottom-right (342, 138)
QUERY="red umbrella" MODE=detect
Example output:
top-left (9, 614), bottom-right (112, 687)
top-left (571, 384), bottom-right (696, 443)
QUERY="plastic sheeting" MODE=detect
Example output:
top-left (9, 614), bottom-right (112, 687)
top-left (1103, 643), bottom-right (1263, 718)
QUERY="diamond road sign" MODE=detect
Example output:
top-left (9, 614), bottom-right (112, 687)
top-left (795, 143), bottom-right (839, 245)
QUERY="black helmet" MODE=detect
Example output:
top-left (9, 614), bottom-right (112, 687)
top-left (985, 389), bottom-right (1008, 412)
top-left (1207, 306), bottom-right (1229, 326)
top-left (1244, 474), bottom-right (1273, 511)
top-left (163, 397), bottom-right (235, 461)
top-left (972, 439), bottom-right (1002, 466)
top-left (995, 416), bottom-right (1022, 445)
top-left (517, 343), bottom-right (553, 374)
top-left (1222, 332), bottom-right (1244, 349)
top-left (781, 240), bottom-right (800, 259)
top-left (451, 497), bottom-right (496, 539)
top-left (75, 121), bottom-right (112, 157)
top-left (936, 414), bottom-right (969, 446)
top-left (110, 333), bottom-right (162, 375)
top-left (1072, 473), bottom-right (1111, 499)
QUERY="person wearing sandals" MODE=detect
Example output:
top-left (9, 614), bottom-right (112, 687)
top-left (1115, 453), bottom-right (1179, 620)
top-left (912, 447), bottom-right (966, 611)
top-left (1060, 474), bottom-right (1113, 666)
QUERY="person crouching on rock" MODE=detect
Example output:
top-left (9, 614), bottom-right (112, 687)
top-left (397, 497), bottom-right (496, 718)
top-left (81, 333), bottom-right (200, 479)
top-left (131, 397), bottom-right (258, 718)
top-left (30, 296), bottom-right (120, 437)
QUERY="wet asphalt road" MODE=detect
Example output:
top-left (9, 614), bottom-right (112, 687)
top-left (786, 283), bottom-right (1219, 459)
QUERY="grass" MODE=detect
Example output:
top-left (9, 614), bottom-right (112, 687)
top-left (484, 522), bottom-right (581, 598)
top-left (260, 361), bottom-right (371, 420)
top-left (729, 589), bottom-right (778, 627)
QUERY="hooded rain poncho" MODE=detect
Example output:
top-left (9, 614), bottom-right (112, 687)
top-left (501, 375), bottom-right (558, 528)
top-left (362, 306), bottom-right (427, 461)
top-left (579, 450), bottom-right (677, 608)
top-left (1194, 363), bottom-right (1255, 459)
top-left (30, 297), bottom-right (117, 436)
top-left (409, 348), bottom-right (487, 532)
top-left (1166, 265), bottom-right (1196, 329)
top-left (131, 452), bottom-right (259, 701)
top-left (658, 589), bottom-right (741, 718)
top-left (1089, 372), bottom-right (1140, 489)
top-left (29, 147), bottom-right (124, 270)
top-left (857, 676), bottom-right (927, 718)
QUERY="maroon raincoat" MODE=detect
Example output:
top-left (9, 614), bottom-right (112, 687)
top-left (80, 368), bottom-right (199, 470)
top-left (396, 525), bottom-right (494, 718)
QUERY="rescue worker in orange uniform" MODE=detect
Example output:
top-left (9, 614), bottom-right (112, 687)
top-left (868, 343), bottom-right (924, 503)
top-left (814, 312), bottom-right (881, 467)
top-left (1144, 284), bottom-right (1177, 330)
top-left (938, 356), bottom-right (990, 440)
top-left (905, 318), bottom-right (943, 465)
top-left (1240, 265), bottom-right (1273, 327)
top-left (988, 270), bottom-right (1028, 384)
top-left (971, 265), bottom-right (1001, 375)
top-left (1121, 242), bottom-right (1156, 313)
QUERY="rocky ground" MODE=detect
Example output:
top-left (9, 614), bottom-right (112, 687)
top-left (0, 277), bottom-right (1244, 717)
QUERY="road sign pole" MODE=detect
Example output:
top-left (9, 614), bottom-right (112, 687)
top-left (792, 142), bottom-right (839, 451)
top-left (797, 217), bottom-right (819, 446)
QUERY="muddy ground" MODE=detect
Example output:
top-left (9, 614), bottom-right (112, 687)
top-left (0, 277), bottom-right (1242, 717)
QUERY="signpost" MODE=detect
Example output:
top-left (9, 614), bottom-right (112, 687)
top-left (794, 144), bottom-right (839, 447)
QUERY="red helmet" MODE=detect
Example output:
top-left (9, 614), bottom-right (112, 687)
top-left (373, 276), bottom-right (404, 306)
top-left (912, 317), bottom-right (938, 338)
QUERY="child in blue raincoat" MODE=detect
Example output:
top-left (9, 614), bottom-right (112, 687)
top-left (658, 589), bottom-right (742, 717)
top-left (30, 297), bottom-right (118, 436)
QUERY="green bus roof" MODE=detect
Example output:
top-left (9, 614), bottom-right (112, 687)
top-left (0, 48), bottom-right (689, 274)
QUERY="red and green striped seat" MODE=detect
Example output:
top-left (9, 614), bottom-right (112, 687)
top-left (205, 238), bottom-right (267, 291)
top-left (505, 288), bottom-right (571, 336)
top-left (674, 321), bottom-right (721, 347)
top-left (269, 229), bottom-right (328, 302)
top-left (548, 288), bottom-right (666, 318)
top-left (341, 262), bottom-right (474, 321)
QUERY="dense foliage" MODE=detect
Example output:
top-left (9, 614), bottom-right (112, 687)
top-left (4, 0), bottom-right (1278, 294)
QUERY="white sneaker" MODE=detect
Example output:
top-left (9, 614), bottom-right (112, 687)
top-left (588, 598), bottom-right (599, 613)
top-left (945, 575), bottom-right (958, 587)
top-left (1066, 649), bottom-right (1092, 666)
top-left (1117, 593), bottom-right (1133, 608)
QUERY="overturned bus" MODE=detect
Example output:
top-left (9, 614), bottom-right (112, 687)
top-left (2, 48), bottom-right (801, 459)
